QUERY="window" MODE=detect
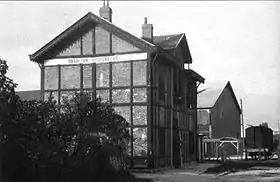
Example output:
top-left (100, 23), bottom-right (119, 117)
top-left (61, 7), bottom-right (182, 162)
top-left (83, 65), bottom-right (92, 88)
top-left (114, 106), bottom-right (131, 125)
top-left (61, 66), bottom-right (80, 89)
top-left (133, 106), bottom-right (147, 125)
top-left (96, 63), bottom-right (109, 88)
top-left (44, 92), bottom-right (51, 101)
top-left (96, 89), bottom-right (109, 103)
top-left (133, 127), bottom-right (148, 156)
top-left (133, 88), bottom-right (147, 102)
top-left (95, 27), bottom-right (110, 54)
top-left (127, 128), bottom-right (132, 156)
top-left (112, 89), bottom-right (130, 103)
top-left (51, 91), bottom-right (59, 103)
top-left (133, 61), bottom-right (147, 86)
top-left (60, 91), bottom-right (75, 101)
top-left (82, 30), bottom-right (93, 55)
top-left (44, 66), bottom-right (58, 90)
top-left (112, 62), bottom-right (130, 87)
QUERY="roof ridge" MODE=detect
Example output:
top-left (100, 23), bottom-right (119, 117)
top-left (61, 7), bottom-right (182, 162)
top-left (153, 33), bottom-right (184, 37)
top-left (91, 12), bottom-right (156, 47)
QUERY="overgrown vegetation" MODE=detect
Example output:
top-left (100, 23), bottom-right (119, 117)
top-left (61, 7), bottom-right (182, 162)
top-left (0, 58), bottom-right (133, 182)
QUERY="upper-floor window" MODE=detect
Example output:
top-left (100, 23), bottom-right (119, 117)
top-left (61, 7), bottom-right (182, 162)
top-left (112, 62), bottom-right (131, 87)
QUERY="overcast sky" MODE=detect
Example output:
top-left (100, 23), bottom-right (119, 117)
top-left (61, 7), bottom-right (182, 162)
top-left (0, 1), bottom-right (279, 129)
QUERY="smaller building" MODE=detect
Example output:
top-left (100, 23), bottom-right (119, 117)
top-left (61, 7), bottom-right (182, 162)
top-left (197, 81), bottom-right (241, 158)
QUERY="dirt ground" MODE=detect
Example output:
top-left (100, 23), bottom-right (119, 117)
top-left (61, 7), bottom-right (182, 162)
top-left (133, 160), bottom-right (280, 182)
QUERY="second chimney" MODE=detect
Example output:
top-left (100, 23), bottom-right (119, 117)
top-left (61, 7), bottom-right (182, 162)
top-left (142, 17), bottom-right (153, 43)
top-left (99, 0), bottom-right (112, 22)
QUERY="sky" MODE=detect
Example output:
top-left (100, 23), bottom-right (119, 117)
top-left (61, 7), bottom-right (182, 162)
top-left (0, 1), bottom-right (279, 130)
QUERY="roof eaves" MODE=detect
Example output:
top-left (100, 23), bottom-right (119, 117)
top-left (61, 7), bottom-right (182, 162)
top-left (30, 12), bottom-right (93, 62)
top-left (174, 33), bottom-right (185, 48)
top-left (226, 82), bottom-right (242, 114)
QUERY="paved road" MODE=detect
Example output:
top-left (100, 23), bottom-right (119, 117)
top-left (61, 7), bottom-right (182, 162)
top-left (134, 163), bottom-right (280, 182)
top-left (135, 172), bottom-right (223, 182)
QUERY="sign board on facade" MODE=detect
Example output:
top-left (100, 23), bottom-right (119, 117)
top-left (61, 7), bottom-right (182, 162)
top-left (44, 52), bottom-right (148, 66)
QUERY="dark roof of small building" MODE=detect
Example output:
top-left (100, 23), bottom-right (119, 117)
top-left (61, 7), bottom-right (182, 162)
top-left (16, 90), bottom-right (41, 101)
top-left (197, 81), bottom-right (241, 113)
top-left (184, 69), bottom-right (205, 83)
top-left (153, 34), bottom-right (184, 49)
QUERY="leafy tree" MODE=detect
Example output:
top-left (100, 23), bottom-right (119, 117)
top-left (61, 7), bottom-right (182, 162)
top-left (1, 59), bottom-right (131, 182)
top-left (0, 58), bottom-right (22, 181)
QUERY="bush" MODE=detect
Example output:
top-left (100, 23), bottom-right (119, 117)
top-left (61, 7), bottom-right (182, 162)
top-left (1, 59), bottom-right (131, 182)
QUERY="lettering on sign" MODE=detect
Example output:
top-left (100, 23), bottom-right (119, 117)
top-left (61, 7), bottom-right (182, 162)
top-left (44, 52), bottom-right (148, 66)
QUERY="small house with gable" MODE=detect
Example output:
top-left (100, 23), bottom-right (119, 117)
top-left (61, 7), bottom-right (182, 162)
top-left (197, 81), bottom-right (241, 157)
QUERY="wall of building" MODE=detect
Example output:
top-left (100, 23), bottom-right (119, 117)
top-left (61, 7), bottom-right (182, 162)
top-left (41, 22), bottom-right (199, 169)
top-left (42, 24), bottom-right (151, 168)
top-left (210, 87), bottom-right (241, 139)
top-left (150, 54), bottom-right (197, 168)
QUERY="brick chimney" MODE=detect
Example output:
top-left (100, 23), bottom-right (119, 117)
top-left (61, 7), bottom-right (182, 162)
top-left (142, 17), bottom-right (153, 43)
top-left (99, 0), bottom-right (112, 22)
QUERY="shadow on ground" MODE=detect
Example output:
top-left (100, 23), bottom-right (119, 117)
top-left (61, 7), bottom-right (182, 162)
top-left (204, 160), bottom-right (280, 174)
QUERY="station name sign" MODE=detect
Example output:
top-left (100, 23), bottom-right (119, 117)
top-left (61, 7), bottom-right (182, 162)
top-left (44, 52), bottom-right (148, 66)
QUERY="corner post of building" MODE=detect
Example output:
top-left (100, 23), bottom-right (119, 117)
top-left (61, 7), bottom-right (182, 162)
top-left (40, 62), bottom-right (45, 101)
top-left (58, 65), bottom-right (61, 105)
top-left (80, 64), bottom-right (83, 93)
top-left (130, 58), bottom-right (134, 168)
top-left (170, 66), bottom-right (174, 168)
top-left (109, 63), bottom-right (112, 103)
top-left (147, 52), bottom-right (153, 169)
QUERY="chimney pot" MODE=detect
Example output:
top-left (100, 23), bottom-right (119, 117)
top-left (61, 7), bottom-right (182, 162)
top-left (144, 17), bottom-right (147, 24)
top-left (99, 0), bottom-right (112, 22)
top-left (142, 17), bottom-right (153, 43)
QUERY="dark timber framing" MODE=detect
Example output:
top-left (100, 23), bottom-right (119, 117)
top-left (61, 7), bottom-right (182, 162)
top-left (32, 12), bottom-right (204, 170)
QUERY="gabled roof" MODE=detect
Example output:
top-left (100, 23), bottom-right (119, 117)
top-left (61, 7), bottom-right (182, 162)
top-left (29, 12), bottom-right (157, 63)
top-left (197, 81), bottom-right (228, 108)
top-left (197, 81), bottom-right (241, 113)
top-left (153, 33), bottom-right (192, 63)
top-left (153, 33), bottom-right (184, 49)
top-left (16, 90), bottom-right (41, 101)
top-left (29, 11), bottom-right (193, 64)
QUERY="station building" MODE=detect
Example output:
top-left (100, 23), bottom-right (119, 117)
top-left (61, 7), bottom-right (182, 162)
top-left (29, 3), bottom-right (204, 169)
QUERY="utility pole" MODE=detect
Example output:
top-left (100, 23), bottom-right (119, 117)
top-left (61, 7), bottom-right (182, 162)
top-left (278, 121), bottom-right (280, 144)
top-left (240, 99), bottom-right (245, 159)
top-left (278, 121), bottom-right (280, 163)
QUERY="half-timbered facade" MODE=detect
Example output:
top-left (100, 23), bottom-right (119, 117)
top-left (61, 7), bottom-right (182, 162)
top-left (29, 4), bottom-right (204, 169)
